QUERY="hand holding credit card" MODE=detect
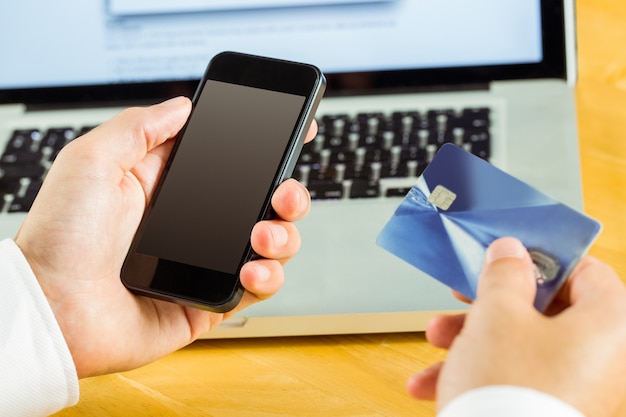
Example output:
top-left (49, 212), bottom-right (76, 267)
top-left (377, 144), bottom-right (602, 311)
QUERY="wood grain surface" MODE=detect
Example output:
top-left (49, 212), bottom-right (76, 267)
top-left (54, 2), bottom-right (626, 415)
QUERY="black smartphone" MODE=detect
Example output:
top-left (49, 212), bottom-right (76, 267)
top-left (121, 51), bottom-right (325, 312)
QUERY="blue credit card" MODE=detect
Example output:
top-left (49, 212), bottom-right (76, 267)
top-left (376, 144), bottom-right (602, 311)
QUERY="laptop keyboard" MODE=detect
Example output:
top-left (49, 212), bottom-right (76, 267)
top-left (0, 105), bottom-right (490, 213)
top-left (293, 107), bottom-right (491, 199)
top-left (0, 126), bottom-right (95, 212)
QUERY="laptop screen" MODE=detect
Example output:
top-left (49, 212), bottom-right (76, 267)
top-left (0, 0), bottom-right (566, 105)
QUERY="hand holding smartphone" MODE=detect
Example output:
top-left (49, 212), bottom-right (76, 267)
top-left (121, 51), bottom-right (326, 312)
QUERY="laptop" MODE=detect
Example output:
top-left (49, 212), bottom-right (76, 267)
top-left (0, 0), bottom-right (580, 338)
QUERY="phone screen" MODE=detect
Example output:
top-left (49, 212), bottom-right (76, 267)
top-left (121, 52), bottom-right (325, 312)
top-left (136, 80), bottom-right (305, 274)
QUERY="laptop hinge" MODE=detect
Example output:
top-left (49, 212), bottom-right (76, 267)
top-left (326, 82), bottom-right (490, 98)
top-left (23, 98), bottom-right (159, 113)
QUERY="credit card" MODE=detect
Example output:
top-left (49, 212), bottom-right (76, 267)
top-left (376, 143), bottom-right (602, 311)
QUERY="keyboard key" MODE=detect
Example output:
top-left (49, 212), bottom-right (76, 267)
top-left (6, 130), bottom-right (40, 153)
top-left (398, 145), bottom-right (426, 162)
top-left (321, 114), bottom-right (350, 137)
top-left (8, 194), bottom-right (35, 212)
top-left (298, 151), bottom-right (321, 165)
top-left (0, 164), bottom-right (45, 180)
top-left (1, 152), bottom-right (40, 165)
top-left (309, 165), bottom-right (342, 182)
top-left (458, 108), bottom-right (491, 129)
top-left (357, 112), bottom-right (385, 136)
top-left (10, 180), bottom-right (40, 211)
top-left (466, 130), bottom-right (490, 159)
top-left (355, 133), bottom-right (379, 148)
top-left (349, 179), bottom-right (380, 198)
top-left (308, 180), bottom-right (344, 199)
top-left (0, 178), bottom-right (21, 195)
top-left (41, 128), bottom-right (74, 160)
top-left (77, 126), bottom-right (97, 137)
top-left (364, 148), bottom-right (390, 163)
top-left (329, 150), bottom-right (355, 164)
top-left (380, 162), bottom-right (409, 178)
top-left (385, 186), bottom-right (412, 197)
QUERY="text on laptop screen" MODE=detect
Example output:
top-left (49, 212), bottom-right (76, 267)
top-left (0, 0), bottom-right (542, 90)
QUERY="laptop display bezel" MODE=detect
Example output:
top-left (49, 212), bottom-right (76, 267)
top-left (0, 0), bottom-right (567, 107)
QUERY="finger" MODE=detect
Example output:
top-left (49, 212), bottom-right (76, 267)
top-left (304, 120), bottom-right (318, 144)
top-left (131, 138), bottom-right (176, 200)
top-left (250, 220), bottom-right (301, 262)
top-left (426, 314), bottom-right (466, 349)
top-left (475, 237), bottom-right (537, 308)
top-left (565, 256), bottom-right (625, 310)
top-left (180, 306), bottom-right (213, 340)
top-left (452, 290), bottom-right (472, 304)
top-left (73, 97), bottom-right (191, 172)
top-left (406, 362), bottom-right (444, 400)
top-left (238, 259), bottom-right (285, 302)
top-left (271, 178), bottom-right (311, 222)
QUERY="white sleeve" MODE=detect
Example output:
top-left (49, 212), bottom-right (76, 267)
top-left (0, 238), bottom-right (79, 416)
top-left (439, 386), bottom-right (586, 417)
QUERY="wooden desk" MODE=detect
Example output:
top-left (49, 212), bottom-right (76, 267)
top-left (54, 1), bottom-right (626, 415)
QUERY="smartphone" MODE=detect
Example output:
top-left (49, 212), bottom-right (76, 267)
top-left (121, 51), bottom-right (325, 312)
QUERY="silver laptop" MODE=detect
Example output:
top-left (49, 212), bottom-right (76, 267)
top-left (0, 0), bottom-right (580, 338)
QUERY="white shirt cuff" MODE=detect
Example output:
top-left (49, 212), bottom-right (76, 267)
top-left (0, 238), bottom-right (79, 416)
top-left (439, 385), bottom-right (585, 417)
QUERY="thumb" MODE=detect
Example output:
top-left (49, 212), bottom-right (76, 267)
top-left (78, 96), bottom-right (192, 172)
top-left (476, 237), bottom-right (537, 307)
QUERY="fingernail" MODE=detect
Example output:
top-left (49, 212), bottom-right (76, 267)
top-left (485, 237), bottom-right (527, 264)
top-left (159, 96), bottom-right (189, 107)
top-left (272, 225), bottom-right (289, 247)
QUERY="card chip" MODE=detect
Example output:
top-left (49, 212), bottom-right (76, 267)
top-left (428, 185), bottom-right (457, 210)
